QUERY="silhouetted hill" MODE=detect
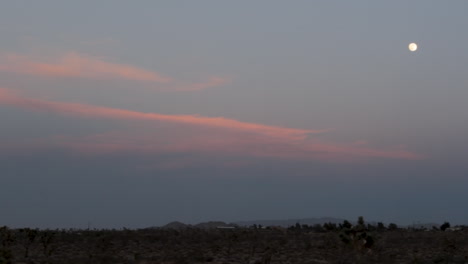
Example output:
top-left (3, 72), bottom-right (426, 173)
top-left (160, 221), bottom-right (190, 230)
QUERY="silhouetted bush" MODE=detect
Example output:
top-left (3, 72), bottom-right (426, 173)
top-left (0, 226), bottom-right (15, 264)
top-left (377, 222), bottom-right (386, 230)
top-left (339, 217), bottom-right (375, 253)
top-left (440, 222), bottom-right (451, 231)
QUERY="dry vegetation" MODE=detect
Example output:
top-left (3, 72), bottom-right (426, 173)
top-left (1, 220), bottom-right (467, 264)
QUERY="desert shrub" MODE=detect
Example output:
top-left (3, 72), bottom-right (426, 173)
top-left (340, 220), bottom-right (352, 229)
top-left (39, 230), bottom-right (56, 264)
top-left (357, 216), bottom-right (365, 228)
top-left (323, 222), bottom-right (337, 231)
top-left (339, 217), bottom-right (375, 253)
top-left (388, 223), bottom-right (398, 230)
top-left (311, 224), bottom-right (325, 232)
top-left (440, 222), bottom-right (450, 231)
top-left (0, 226), bottom-right (15, 264)
top-left (377, 222), bottom-right (386, 230)
top-left (18, 228), bottom-right (38, 258)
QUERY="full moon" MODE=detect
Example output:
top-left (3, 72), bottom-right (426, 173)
top-left (409, 43), bottom-right (418, 52)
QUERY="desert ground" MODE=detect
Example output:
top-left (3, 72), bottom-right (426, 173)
top-left (1, 221), bottom-right (467, 264)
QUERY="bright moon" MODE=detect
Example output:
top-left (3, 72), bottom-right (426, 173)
top-left (409, 43), bottom-right (418, 52)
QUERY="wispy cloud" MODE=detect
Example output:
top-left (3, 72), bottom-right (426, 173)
top-left (0, 88), bottom-right (320, 140)
top-left (0, 88), bottom-right (422, 162)
top-left (0, 52), bottom-right (229, 91)
top-left (0, 53), bottom-right (172, 82)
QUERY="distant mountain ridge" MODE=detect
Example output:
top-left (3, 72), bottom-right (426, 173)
top-left (154, 217), bottom-right (347, 230)
top-left (156, 221), bottom-right (238, 230)
top-left (154, 217), bottom-right (432, 230)
top-left (233, 217), bottom-right (345, 228)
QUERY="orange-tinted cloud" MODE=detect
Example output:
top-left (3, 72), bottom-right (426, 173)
top-left (0, 53), bottom-right (172, 83)
top-left (0, 88), bottom-right (320, 140)
top-left (0, 53), bottom-right (230, 92)
top-left (0, 88), bottom-right (422, 162)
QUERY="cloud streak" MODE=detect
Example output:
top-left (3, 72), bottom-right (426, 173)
top-left (0, 88), bottom-right (422, 161)
top-left (0, 88), bottom-right (319, 140)
top-left (0, 53), bottom-right (172, 82)
top-left (0, 53), bottom-right (229, 91)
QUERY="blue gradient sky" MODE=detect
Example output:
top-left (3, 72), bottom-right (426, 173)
top-left (1, 1), bottom-right (468, 228)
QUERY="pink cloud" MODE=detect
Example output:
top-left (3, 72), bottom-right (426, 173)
top-left (0, 53), bottom-right (172, 83)
top-left (0, 88), bottom-right (422, 162)
top-left (0, 88), bottom-right (321, 140)
top-left (0, 53), bottom-right (229, 91)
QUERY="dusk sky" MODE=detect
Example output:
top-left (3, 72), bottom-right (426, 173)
top-left (1, 1), bottom-right (468, 229)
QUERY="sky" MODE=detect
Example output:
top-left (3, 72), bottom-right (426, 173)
top-left (1, 1), bottom-right (468, 229)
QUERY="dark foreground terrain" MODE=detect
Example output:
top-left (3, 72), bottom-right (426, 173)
top-left (1, 223), bottom-right (467, 264)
